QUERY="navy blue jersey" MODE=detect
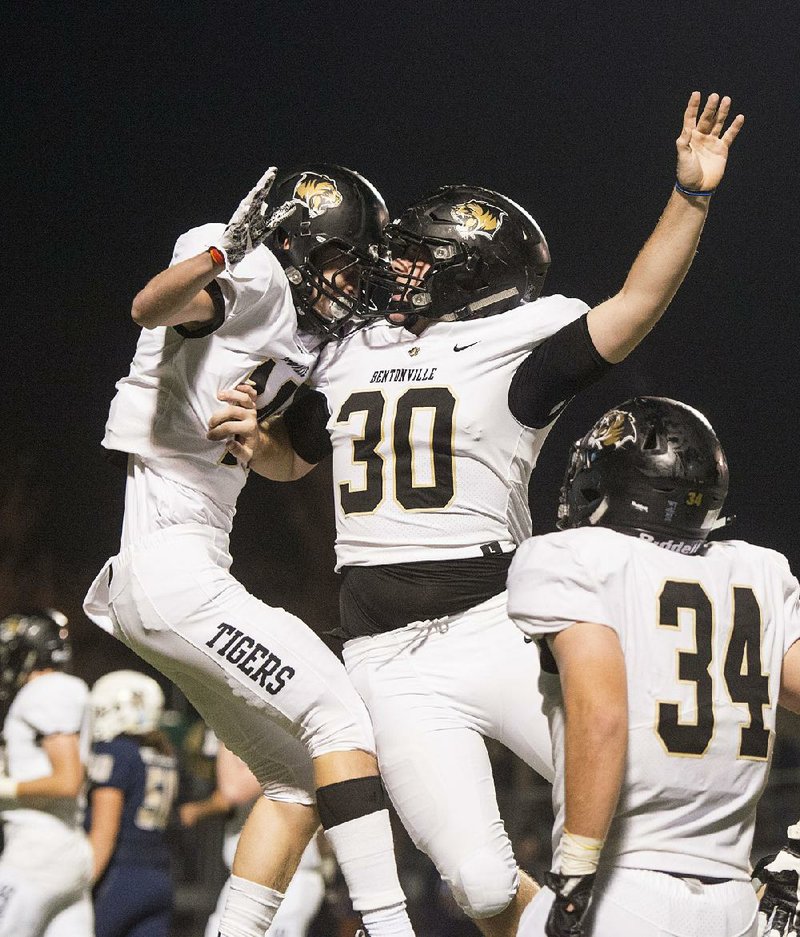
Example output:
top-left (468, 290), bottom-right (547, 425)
top-left (86, 735), bottom-right (179, 868)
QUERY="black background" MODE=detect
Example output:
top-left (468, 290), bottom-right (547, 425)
top-left (3, 1), bottom-right (799, 677)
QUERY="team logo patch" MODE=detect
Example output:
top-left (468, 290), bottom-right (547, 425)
top-left (293, 172), bottom-right (343, 218)
top-left (450, 200), bottom-right (506, 240)
top-left (587, 410), bottom-right (637, 451)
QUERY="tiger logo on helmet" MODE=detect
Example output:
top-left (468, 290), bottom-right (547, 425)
top-left (587, 410), bottom-right (637, 451)
top-left (293, 173), bottom-right (343, 218)
top-left (450, 200), bottom-right (506, 240)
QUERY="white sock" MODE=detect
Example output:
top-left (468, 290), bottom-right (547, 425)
top-left (218, 875), bottom-right (284, 937)
top-left (361, 901), bottom-right (414, 937)
top-left (323, 809), bottom-right (412, 933)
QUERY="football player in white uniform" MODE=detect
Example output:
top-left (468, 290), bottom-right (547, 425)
top-left (0, 611), bottom-right (93, 937)
top-left (83, 166), bottom-right (415, 937)
top-left (210, 93), bottom-right (743, 937)
top-left (507, 397), bottom-right (800, 937)
top-left (179, 738), bottom-right (325, 937)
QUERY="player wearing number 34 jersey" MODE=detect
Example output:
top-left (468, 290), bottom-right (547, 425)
top-left (508, 398), bottom-right (800, 937)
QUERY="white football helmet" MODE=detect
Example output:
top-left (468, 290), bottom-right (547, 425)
top-left (91, 670), bottom-right (165, 742)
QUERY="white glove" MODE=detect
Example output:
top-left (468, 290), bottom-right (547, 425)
top-left (215, 167), bottom-right (297, 269)
top-left (0, 777), bottom-right (18, 800)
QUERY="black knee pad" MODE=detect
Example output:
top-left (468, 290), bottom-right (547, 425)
top-left (316, 776), bottom-right (387, 830)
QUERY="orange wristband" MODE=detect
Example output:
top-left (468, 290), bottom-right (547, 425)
top-left (208, 246), bottom-right (225, 267)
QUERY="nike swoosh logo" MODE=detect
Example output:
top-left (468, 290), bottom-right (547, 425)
top-left (453, 342), bottom-right (479, 352)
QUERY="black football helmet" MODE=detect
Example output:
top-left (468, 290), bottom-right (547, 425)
top-left (362, 185), bottom-right (550, 323)
top-left (264, 164), bottom-right (389, 335)
top-left (0, 609), bottom-right (72, 707)
top-left (558, 397), bottom-right (729, 552)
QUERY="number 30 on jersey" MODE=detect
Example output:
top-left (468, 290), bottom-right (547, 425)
top-left (336, 388), bottom-right (457, 515)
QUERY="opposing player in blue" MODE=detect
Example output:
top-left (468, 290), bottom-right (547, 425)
top-left (86, 671), bottom-right (179, 937)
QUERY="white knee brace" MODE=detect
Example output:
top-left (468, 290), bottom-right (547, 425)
top-left (450, 847), bottom-right (520, 919)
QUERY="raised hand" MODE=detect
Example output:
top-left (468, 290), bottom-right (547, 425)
top-left (675, 91), bottom-right (744, 194)
top-left (216, 168), bottom-right (297, 267)
top-left (207, 383), bottom-right (259, 466)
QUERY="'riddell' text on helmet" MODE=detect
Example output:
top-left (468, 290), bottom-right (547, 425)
top-left (558, 397), bottom-right (729, 551)
top-left (362, 185), bottom-right (550, 323)
top-left (264, 165), bottom-right (389, 336)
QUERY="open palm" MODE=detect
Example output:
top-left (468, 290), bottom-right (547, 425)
top-left (676, 92), bottom-right (744, 192)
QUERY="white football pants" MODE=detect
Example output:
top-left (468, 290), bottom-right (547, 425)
top-left (0, 824), bottom-right (94, 937)
top-left (89, 524), bottom-right (375, 802)
top-left (519, 869), bottom-right (757, 936)
top-left (342, 591), bottom-right (555, 919)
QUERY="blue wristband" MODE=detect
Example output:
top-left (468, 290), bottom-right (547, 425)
top-left (675, 180), bottom-right (715, 198)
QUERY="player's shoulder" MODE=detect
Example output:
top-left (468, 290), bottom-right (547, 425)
top-left (707, 539), bottom-right (796, 580)
top-left (504, 293), bottom-right (589, 330)
top-left (476, 294), bottom-right (589, 353)
top-left (19, 672), bottom-right (89, 709)
top-left (515, 526), bottom-right (629, 570)
top-left (95, 734), bottom-right (140, 758)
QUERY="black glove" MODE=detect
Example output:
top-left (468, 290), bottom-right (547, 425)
top-left (753, 833), bottom-right (800, 937)
top-left (544, 871), bottom-right (596, 937)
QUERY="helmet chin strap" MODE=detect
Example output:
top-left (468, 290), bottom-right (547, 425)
top-left (463, 286), bottom-right (520, 318)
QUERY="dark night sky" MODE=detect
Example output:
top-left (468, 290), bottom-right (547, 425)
top-left (3, 1), bottom-right (799, 676)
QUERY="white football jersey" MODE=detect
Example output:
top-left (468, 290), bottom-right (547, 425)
top-left (2, 672), bottom-right (91, 831)
top-left (311, 296), bottom-right (588, 568)
top-left (103, 224), bottom-right (317, 513)
top-left (507, 527), bottom-right (800, 881)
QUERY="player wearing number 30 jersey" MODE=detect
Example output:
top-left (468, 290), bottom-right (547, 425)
top-left (237, 93), bottom-right (746, 937)
top-left (508, 398), bottom-right (800, 937)
top-left (83, 166), bottom-right (417, 937)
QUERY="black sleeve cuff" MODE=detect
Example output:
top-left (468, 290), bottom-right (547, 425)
top-left (508, 313), bottom-right (613, 429)
top-left (283, 389), bottom-right (333, 465)
top-left (174, 279), bottom-right (226, 338)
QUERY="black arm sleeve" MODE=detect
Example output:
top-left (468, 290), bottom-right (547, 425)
top-left (174, 280), bottom-right (226, 338)
top-left (508, 313), bottom-right (613, 429)
top-left (283, 389), bottom-right (333, 465)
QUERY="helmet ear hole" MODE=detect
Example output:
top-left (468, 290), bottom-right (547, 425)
top-left (643, 425), bottom-right (660, 450)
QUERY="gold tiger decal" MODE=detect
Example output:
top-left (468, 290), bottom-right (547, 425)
top-left (450, 200), bottom-right (506, 239)
top-left (293, 173), bottom-right (343, 218)
top-left (588, 410), bottom-right (637, 450)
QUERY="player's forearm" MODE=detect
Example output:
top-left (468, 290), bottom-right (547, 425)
top-left (249, 418), bottom-right (315, 482)
top-left (587, 189), bottom-right (709, 363)
top-left (14, 768), bottom-right (84, 800)
top-left (562, 689), bottom-right (627, 840)
top-left (553, 624), bottom-right (628, 841)
top-left (131, 250), bottom-right (222, 329)
top-left (192, 788), bottom-right (233, 820)
top-left (89, 827), bottom-right (118, 881)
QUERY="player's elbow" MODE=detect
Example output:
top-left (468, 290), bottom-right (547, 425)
top-left (54, 768), bottom-right (85, 799)
top-left (131, 293), bottom-right (158, 329)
